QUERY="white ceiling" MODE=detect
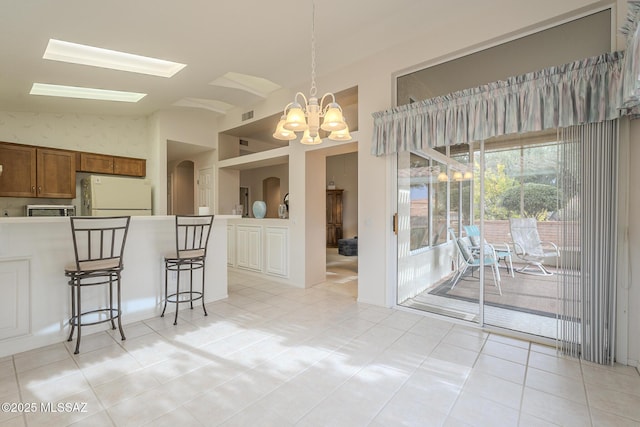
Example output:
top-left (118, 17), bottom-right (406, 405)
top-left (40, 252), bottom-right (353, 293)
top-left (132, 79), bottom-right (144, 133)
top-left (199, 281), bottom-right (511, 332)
top-left (0, 0), bottom-right (602, 118)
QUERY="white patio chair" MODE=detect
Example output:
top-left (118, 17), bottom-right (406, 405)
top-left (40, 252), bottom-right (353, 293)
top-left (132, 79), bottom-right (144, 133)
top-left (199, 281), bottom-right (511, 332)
top-left (509, 218), bottom-right (559, 276)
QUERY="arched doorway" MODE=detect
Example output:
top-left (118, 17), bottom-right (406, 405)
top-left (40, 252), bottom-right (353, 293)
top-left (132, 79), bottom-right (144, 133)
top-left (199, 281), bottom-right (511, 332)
top-left (172, 160), bottom-right (195, 215)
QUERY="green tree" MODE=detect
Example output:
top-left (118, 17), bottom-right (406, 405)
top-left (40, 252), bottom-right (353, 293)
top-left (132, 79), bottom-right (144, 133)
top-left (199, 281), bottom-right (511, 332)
top-left (501, 183), bottom-right (562, 219)
top-left (474, 163), bottom-right (518, 220)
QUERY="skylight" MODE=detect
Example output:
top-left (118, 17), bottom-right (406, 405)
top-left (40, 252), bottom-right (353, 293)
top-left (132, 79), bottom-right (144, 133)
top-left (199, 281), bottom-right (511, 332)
top-left (209, 72), bottom-right (280, 98)
top-left (43, 39), bottom-right (186, 78)
top-left (30, 83), bottom-right (146, 102)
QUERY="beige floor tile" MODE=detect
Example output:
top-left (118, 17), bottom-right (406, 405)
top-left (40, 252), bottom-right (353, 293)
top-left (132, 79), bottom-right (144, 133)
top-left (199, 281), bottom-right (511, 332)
top-left (463, 370), bottom-right (523, 409)
top-left (472, 354), bottom-right (526, 384)
top-left (525, 366), bottom-right (586, 404)
top-left (145, 406), bottom-right (204, 426)
top-left (13, 343), bottom-right (71, 373)
top-left (0, 268), bottom-right (638, 427)
top-left (487, 333), bottom-right (531, 349)
top-left (590, 408), bottom-right (640, 427)
top-left (518, 412), bottom-right (561, 426)
top-left (442, 329), bottom-right (487, 352)
top-left (429, 343), bottom-right (479, 368)
top-left (448, 391), bottom-right (519, 427)
top-left (93, 370), bottom-right (162, 408)
top-left (527, 351), bottom-right (582, 379)
top-left (65, 331), bottom-right (120, 354)
top-left (0, 358), bottom-right (16, 381)
top-left (481, 339), bottom-right (529, 365)
top-left (0, 414), bottom-right (26, 427)
top-left (586, 382), bottom-right (640, 422)
top-left (582, 363), bottom-right (640, 396)
top-left (521, 387), bottom-right (591, 427)
top-left (23, 388), bottom-right (104, 427)
top-left (67, 410), bottom-right (116, 427)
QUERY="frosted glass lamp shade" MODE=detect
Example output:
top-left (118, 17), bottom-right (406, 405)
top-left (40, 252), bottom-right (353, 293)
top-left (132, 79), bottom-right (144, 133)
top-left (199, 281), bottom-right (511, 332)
top-left (273, 117), bottom-right (297, 140)
top-left (283, 104), bottom-right (308, 131)
top-left (328, 123), bottom-right (351, 141)
top-left (320, 103), bottom-right (346, 131)
top-left (300, 129), bottom-right (322, 145)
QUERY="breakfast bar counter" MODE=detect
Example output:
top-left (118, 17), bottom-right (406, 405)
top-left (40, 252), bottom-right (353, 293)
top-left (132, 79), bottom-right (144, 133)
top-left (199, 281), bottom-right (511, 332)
top-left (0, 215), bottom-right (237, 357)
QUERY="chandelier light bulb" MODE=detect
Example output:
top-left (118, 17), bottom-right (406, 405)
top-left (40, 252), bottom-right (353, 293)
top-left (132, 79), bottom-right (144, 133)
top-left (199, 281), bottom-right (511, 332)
top-left (328, 122), bottom-right (351, 141)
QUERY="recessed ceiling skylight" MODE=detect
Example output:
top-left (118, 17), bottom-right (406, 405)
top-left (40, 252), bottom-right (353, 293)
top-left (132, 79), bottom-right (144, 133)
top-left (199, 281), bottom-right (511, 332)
top-left (43, 39), bottom-right (186, 78)
top-left (209, 72), bottom-right (280, 98)
top-left (30, 83), bottom-right (146, 102)
top-left (173, 98), bottom-right (234, 114)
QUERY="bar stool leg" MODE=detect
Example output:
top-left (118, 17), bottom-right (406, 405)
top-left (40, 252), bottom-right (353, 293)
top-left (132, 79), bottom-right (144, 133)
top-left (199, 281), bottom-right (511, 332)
top-left (74, 282), bottom-right (82, 355)
top-left (161, 261), bottom-right (169, 318)
top-left (201, 263), bottom-right (208, 317)
top-left (108, 276), bottom-right (116, 330)
top-left (189, 267), bottom-right (194, 309)
top-left (67, 279), bottom-right (76, 343)
top-left (116, 273), bottom-right (126, 341)
top-left (173, 264), bottom-right (180, 325)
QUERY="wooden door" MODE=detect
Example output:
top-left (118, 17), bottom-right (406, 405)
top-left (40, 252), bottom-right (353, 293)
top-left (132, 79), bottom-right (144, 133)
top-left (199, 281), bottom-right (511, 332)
top-left (0, 143), bottom-right (36, 197)
top-left (326, 189), bottom-right (343, 247)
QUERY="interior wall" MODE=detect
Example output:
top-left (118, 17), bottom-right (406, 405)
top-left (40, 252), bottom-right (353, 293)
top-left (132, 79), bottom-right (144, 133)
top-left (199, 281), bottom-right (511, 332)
top-left (326, 152), bottom-right (358, 239)
top-left (0, 111), bottom-right (149, 216)
top-left (150, 109), bottom-right (218, 215)
top-left (239, 163), bottom-right (289, 218)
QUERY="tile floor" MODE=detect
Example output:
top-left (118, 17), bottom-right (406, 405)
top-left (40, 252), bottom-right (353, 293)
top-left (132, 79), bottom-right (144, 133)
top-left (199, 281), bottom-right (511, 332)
top-left (0, 264), bottom-right (639, 426)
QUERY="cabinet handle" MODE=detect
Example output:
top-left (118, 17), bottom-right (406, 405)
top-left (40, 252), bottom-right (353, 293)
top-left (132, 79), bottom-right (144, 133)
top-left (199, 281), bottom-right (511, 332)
top-left (38, 186), bottom-right (41, 194)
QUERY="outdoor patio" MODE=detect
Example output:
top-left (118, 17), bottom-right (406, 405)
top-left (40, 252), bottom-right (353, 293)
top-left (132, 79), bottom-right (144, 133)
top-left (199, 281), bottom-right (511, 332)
top-left (400, 261), bottom-right (579, 340)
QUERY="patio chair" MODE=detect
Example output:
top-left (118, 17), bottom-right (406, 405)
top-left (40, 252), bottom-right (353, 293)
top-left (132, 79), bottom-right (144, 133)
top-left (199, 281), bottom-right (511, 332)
top-left (509, 218), bottom-right (560, 276)
top-left (463, 225), bottom-right (514, 277)
top-left (448, 228), bottom-right (502, 295)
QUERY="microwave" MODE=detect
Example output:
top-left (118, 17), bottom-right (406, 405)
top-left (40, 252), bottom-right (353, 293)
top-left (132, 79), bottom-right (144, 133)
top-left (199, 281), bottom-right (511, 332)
top-left (26, 204), bottom-right (76, 217)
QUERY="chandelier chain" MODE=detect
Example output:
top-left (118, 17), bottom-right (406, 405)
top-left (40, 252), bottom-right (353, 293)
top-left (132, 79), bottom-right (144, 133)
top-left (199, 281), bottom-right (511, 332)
top-left (310, 0), bottom-right (317, 98)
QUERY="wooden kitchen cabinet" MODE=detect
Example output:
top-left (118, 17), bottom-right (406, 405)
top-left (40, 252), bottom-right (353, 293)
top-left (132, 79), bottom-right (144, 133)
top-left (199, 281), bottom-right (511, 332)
top-left (0, 142), bottom-right (37, 197)
top-left (0, 142), bottom-right (75, 198)
top-left (37, 148), bottom-right (76, 198)
top-left (113, 156), bottom-right (145, 177)
top-left (78, 152), bottom-right (114, 174)
top-left (77, 152), bottom-right (146, 177)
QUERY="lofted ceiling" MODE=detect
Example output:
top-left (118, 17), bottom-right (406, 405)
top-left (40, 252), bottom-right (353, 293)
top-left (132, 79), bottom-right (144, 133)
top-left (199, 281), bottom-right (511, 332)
top-left (0, 0), bottom-right (606, 120)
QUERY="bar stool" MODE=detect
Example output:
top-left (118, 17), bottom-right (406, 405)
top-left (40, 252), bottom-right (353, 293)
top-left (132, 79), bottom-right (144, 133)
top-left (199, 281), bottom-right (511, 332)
top-left (65, 216), bottom-right (131, 354)
top-left (162, 215), bottom-right (214, 325)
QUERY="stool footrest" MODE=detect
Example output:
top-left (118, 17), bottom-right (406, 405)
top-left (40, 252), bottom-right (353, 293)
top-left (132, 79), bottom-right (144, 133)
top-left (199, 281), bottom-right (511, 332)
top-left (70, 308), bottom-right (120, 327)
top-left (165, 290), bottom-right (204, 304)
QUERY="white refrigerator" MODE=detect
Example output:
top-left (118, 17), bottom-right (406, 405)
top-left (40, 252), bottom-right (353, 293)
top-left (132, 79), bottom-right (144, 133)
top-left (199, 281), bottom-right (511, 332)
top-left (81, 175), bottom-right (152, 216)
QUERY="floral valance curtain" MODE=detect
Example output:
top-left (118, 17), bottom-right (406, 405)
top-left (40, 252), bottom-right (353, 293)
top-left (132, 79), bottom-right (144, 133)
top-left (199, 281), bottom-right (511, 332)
top-left (372, 51), bottom-right (625, 156)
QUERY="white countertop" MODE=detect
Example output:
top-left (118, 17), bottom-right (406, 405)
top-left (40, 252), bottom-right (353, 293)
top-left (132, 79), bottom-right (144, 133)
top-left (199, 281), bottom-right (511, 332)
top-left (0, 214), bottom-right (241, 224)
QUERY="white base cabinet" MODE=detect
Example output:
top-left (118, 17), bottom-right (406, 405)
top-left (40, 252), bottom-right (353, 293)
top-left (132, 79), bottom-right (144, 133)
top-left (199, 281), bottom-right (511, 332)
top-left (236, 225), bottom-right (262, 271)
top-left (228, 220), bottom-right (289, 278)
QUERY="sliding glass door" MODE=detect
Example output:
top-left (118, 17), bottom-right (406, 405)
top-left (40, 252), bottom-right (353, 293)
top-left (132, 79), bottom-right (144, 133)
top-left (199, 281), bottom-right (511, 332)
top-left (397, 132), bottom-right (570, 341)
top-left (396, 147), bottom-right (479, 323)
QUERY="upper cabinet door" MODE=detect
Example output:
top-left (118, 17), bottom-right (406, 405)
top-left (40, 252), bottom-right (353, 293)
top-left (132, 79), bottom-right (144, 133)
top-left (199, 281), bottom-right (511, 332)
top-left (0, 142), bottom-right (36, 197)
top-left (113, 156), bottom-right (146, 177)
top-left (36, 148), bottom-right (76, 198)
top-left (79, 152), bottom-right (114, 174)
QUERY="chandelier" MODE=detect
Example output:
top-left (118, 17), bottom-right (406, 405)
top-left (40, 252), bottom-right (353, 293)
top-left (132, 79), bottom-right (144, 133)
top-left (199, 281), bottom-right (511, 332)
top-left (273, 1), bottom-right (351, 144)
